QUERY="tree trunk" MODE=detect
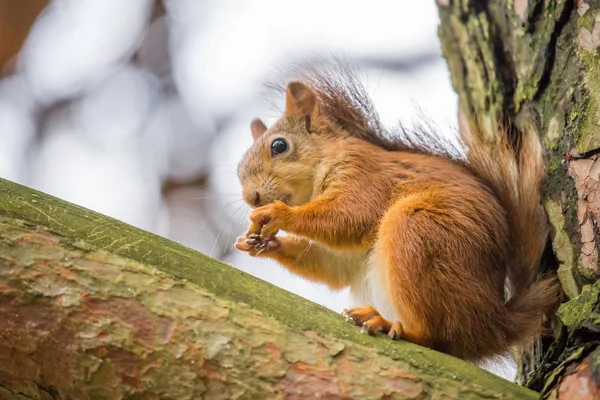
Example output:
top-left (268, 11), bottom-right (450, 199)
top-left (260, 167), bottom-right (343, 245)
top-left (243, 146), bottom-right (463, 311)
top-left (0, 177), bottom-right (538, 399)
top-left (438, 0), bottom-right (600, 398)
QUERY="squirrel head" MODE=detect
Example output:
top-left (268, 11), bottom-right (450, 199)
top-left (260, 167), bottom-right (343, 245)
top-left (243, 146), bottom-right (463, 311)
top-left (237, 82), bottom-right (329, 208)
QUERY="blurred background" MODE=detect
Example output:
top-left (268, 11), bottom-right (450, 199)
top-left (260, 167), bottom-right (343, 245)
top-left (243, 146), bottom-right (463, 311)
top-left (0, 0), bottom-right (516, 377)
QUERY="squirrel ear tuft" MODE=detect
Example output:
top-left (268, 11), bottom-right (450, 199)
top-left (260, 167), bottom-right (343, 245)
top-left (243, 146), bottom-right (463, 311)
top-left (284, 81), bottom-right (319, 118)
top-left (250, 118), bottom-right (268, 141)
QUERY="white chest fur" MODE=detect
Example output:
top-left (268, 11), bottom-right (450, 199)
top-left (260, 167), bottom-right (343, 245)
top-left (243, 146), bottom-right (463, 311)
top-left (347, 253), bottom-right (399, 322)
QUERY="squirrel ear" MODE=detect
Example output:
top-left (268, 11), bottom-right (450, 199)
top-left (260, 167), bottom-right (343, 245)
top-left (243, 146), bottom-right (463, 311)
top-left (250, 118), bottom-right (268, 141)
top-left (284, 82), bottom-right (320, 118)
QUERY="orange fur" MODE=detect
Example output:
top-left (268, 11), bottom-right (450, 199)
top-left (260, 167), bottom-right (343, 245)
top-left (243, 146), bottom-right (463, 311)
top-left (234, 68), bottom-right (560, 363)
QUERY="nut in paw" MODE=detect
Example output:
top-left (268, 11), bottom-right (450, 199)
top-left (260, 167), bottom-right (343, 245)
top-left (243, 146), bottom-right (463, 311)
top-left (234, 233), bottom-right (280, 257)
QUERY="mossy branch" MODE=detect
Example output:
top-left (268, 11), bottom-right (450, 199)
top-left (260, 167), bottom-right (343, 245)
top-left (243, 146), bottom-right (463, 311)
top-left (0, 177), bottom-right (537, 399)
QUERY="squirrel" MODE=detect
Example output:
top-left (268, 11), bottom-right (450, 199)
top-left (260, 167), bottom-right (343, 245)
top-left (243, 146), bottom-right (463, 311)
top-left (233, 64), bottom-right (559, 363)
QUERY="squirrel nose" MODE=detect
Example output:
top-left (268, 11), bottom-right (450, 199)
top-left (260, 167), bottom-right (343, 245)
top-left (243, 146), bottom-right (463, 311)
top-left (252, 191), bottom-right (261, 207)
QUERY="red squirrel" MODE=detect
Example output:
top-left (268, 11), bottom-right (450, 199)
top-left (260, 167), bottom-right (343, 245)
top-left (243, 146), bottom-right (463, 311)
top-left (234, 66), bottom-right (559, 362)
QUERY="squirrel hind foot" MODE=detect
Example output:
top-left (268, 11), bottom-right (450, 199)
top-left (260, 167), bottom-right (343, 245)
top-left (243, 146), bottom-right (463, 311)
top-left (387, 321), bottom-right (403, 340)
top-left (342, 306), bottom-right (402, 340)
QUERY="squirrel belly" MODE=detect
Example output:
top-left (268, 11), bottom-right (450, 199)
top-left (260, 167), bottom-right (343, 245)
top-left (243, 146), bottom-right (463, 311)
top-left (235, 66), bottom-right (560, 363)
top-left (347, 252), bottom-right (401, 324)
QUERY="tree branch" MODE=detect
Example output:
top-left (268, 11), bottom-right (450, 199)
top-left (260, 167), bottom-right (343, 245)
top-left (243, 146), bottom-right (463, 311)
top-left (0, 177), bottom-right (536, 398)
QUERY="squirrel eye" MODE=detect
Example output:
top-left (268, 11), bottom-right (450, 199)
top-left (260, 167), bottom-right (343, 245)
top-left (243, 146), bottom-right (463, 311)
top-left (270, 138), bottom-right (288, 156)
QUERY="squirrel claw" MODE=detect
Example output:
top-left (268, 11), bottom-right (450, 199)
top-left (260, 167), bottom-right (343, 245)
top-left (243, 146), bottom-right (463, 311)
top-left (245, 233), bottom-right (262, 246)
top-left (387, 321), bottom-right (403, 341)
top-left (341, 309), bottom-right (358, 323)
top-left (360, 323), bottom-right (370, 335)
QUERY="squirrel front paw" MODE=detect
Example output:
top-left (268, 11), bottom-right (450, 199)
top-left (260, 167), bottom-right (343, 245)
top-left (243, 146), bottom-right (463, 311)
top-left (248, 200), bottom-right (291, 239)
top-left (234, 234), bottom-right (280, 257)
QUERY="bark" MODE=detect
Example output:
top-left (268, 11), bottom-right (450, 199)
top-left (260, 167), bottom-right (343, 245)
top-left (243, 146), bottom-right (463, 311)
top-left (438, 1), bottom-right (600, 398)
top-left (0, 177), bottom-right (537, 399)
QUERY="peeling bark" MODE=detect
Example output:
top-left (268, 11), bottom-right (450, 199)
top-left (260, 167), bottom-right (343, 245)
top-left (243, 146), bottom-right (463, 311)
top-left (557, 347), bottom-right (600, 400)
top-left (438, 0), bottom-right (600, 398)
top-left (0, 178), bottom-right (538, 399)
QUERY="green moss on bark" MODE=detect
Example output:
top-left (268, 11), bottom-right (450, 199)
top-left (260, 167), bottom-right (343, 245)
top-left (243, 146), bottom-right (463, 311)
top-left (545, 199), bottom-right (579, 299)
top-left (556, 280), bottom-right (600, 329)
top-left (574, 3), bottom-right (600, 150)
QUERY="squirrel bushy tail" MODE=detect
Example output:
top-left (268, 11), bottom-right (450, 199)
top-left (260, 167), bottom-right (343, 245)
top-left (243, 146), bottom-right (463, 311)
top-left (458, 111), bottom-right (559, 346)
